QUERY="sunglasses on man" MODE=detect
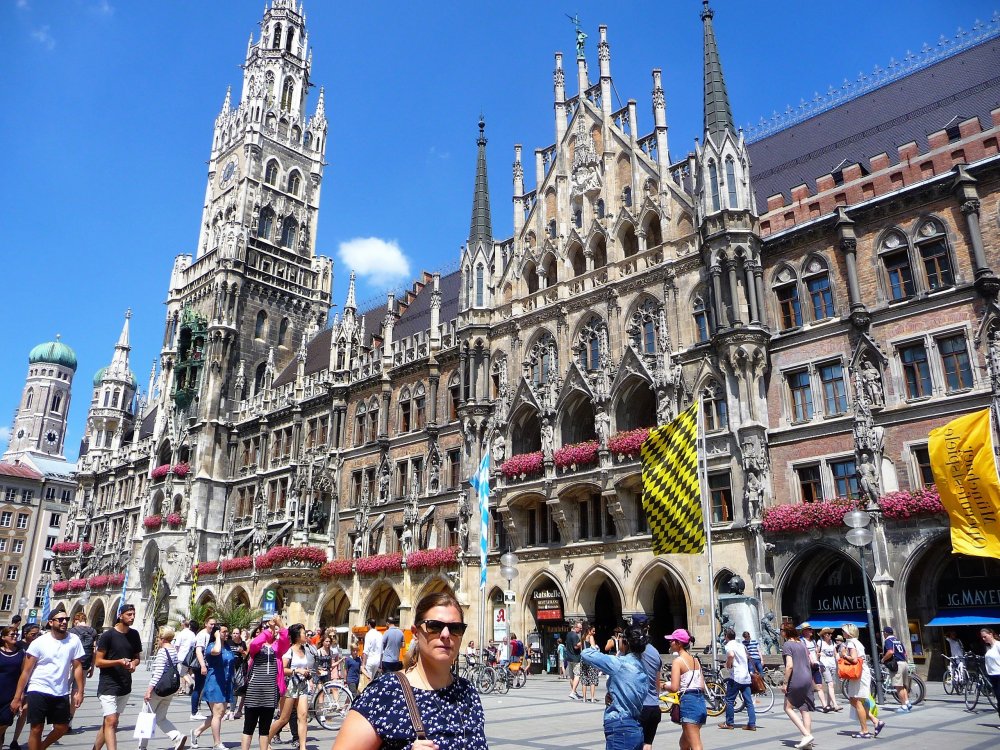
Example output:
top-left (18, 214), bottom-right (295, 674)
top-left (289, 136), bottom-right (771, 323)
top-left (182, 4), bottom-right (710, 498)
top-left (417, 619), bottom-right (468, 636)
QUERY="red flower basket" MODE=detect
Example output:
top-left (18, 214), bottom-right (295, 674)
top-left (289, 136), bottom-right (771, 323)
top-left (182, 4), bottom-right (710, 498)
top-left (165, 513), bottom-right (183, 527)
top-left (108, 574), bottom-right (125, 587)
top-left (221, 557), bottom-right (254, 573)
top-left (143, 515), bottom-right (163, 530)
top-left (88, 575), bottom-right (110, 589)
top-left (608, 427), bottom-right (651, 458)
top-left (52, 581), bottom-right (70, 594)
top-left (68, 579), bottom-right (88, 592)
top-left (318, 559), bottom-right (355, 580)
top-left (150, 464), bottom-right (171, 480)
top-left (554, 440), bottom-right (599, 469)
top-left (255, 546), bottom-right (328, 571)
top-left (172, 462), bottom-right (191, 478)
top-left (405, 547), bottom-right (459, 571)
top-left (355, 552), bottom-right (404, 576)
top-left (194, 561), bottom-right (220, 576)
top-left (52, 541), bottom-right (95, 555)
top-left (500, 451), bottom-right (544, 479)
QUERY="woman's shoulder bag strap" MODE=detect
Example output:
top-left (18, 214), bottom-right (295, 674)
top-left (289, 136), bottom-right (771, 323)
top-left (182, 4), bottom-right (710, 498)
top-left (393, 671), bottom-right (427, 741)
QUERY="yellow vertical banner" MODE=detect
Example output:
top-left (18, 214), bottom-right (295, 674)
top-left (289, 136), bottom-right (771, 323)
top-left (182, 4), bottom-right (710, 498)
top-left (928, 408), bottom-right (1000, 558)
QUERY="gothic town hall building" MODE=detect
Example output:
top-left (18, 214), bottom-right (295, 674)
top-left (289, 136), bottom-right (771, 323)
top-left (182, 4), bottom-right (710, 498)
top-left (46, 1), bottom-right (1000, 671)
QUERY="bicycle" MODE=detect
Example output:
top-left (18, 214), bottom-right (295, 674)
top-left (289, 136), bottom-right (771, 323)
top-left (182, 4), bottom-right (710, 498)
top-left (838, 658), bottom-right (926, 706)
top-left (460, 654), bottom-right (496, 694)
top-left (311, 678), bottom-right (353, 730)
top-left (701, 659), bottom-right (774, 715)
top-left (962, 654), bottom-right (997, 711)
top-left (943, 652), bottom-right (974, 696)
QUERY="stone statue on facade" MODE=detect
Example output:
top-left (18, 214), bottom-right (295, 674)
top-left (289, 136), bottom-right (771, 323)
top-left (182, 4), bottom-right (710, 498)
top-left (491, 433), bottom-right (506, 467)
top-left (309, 495), bottom-right (328, 533)
top-left (759, 612), bottom-right (780, 655)
top-left (858, 453), bottom-right (880, 509)
top-left (540, 418), bottom-right (555, 462)
top-left (859, 357), bottom-right (884, 408)
top-left (745, 471), bottom-right (764, 521)
top-left (428, 452), bottom-right (441, 495)
top-left (377, 463), bottom-right (390, 504)
top-left (353, 535), bottom-right (364, 558)
top-left (656, 388), bottom-right (671, 425)
top-left (595, 406), bottom-right (611, 450)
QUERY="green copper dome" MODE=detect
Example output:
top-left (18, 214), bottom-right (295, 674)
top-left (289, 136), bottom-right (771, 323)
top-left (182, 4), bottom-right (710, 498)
top-left (93, 366), bottom-right (138, 388)
top-left (28, 339), bottom-right (78, 371)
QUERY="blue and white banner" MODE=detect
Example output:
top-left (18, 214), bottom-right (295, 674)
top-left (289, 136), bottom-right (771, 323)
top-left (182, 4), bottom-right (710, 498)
top-left (469, 453), bottom-right (491, 590)
top-left (40, 581), bottom-right (52, 622)
top-left (119, 563), bottom-right (130, 613)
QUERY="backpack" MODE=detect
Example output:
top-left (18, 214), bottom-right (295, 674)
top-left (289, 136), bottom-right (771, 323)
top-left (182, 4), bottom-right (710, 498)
top-left (183, 644), bottom-right (201, 669)
top-left (153, 649), bottom-right (181, 697)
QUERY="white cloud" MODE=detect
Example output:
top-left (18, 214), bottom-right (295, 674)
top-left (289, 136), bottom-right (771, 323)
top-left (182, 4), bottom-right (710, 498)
top-left (91, 0), bottom-right (114, 15)
top-left (16, 0), bottom-right (30, 10)
top-left (30, 25), bottom-right (55, 50)
top-left (0, 426), bottom-right (10, 451)
top-left (338, 237), bottom-right (411, 289)
top-left (428, 146), bottom-right (450, 161)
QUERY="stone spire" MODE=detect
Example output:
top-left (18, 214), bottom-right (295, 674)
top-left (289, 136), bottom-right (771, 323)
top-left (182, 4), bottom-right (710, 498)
top-left (221, 85), bottom-right (231, 115)
top-left (468, 116), bottom-right (493, 252)
top-left (701, 0), bottom-right (735, 143)
top-left (107, 309), bottom-right (132, 380)
top-left (344, 270), bottom-right (357, 311)
top-left (314, 86), bottom-right (326, 122)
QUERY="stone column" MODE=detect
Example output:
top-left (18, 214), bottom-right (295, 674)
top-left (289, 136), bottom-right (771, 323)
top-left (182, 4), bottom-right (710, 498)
top-left (743, 258), bottom-right (759, 324)
top-left (727, 260), bottom-right (742, 326)
top-left (710, 265), bottom-right (727, 329)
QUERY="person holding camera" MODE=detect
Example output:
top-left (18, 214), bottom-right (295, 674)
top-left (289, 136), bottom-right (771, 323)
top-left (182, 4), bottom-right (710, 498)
top-left (190, 624), bottom-right (236, 750)
top-left (581, 625), bottom-right (648, 750)
top-left (239, 617), bottom-right (288, 750)
top-left (93, 604), bottom-right (143, 750)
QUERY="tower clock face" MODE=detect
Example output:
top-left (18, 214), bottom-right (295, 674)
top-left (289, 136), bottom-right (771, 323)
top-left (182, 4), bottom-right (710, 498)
top-left (16, 429), bottom-right (25, 439)
top-left (45, 431), bottom-right (58, 445)
top-left (220, 158), bottom-right (238, 188)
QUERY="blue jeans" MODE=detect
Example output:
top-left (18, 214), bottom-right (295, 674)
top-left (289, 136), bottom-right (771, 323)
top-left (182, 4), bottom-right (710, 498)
top-left (604, 717), bottom-right (643, 750)
top-left (751, 658), bottom-right (763, 675)
top-left (191, 670), bottom-right (206, 714)
top-left (725, 679), bottom-right (756, 727)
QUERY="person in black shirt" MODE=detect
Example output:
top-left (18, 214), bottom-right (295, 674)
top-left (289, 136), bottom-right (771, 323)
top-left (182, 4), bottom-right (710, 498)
top-left (68, 612), bottom-right (98, 727)
top-left (93, 604), bottom-right (142, 750)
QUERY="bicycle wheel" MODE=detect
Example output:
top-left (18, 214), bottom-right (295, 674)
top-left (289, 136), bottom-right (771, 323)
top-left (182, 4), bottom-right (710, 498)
top-left (907, 674), bottom-right (926, 706)
top-left (942, 669), bottom-right (954, 695)
top-left (704, 681), bottom-right (726, 717)
top-left (840, 678), bottom-right (850, 701)
top-left (981, 674), bottom-right (997, 710)
top-left (314, 685), bottom-right (351, 731)
top-left (964, 675), bottom-right (980, 710)
top-left (750, 684), bottom-right (775, 714)
top-left (477, 666), bottom-right (496, 694)
top-left (495, 671), bottom-right (512, 695)
top-left (514, 669), bottom-right (527, 689)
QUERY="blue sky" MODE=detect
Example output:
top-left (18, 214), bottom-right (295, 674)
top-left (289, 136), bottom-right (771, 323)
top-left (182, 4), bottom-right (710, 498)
top-left (1, 0), bottom-right (995, 458)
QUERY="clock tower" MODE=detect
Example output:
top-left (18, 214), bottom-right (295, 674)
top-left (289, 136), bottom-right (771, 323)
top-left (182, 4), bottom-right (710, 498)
top-left (3, 336), bottom-right (76, 462)
top-left (153, 0), bottom-right (332, 546)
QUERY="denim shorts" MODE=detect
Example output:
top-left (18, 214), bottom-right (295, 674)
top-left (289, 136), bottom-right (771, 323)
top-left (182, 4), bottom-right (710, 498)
top-left (679, 691), bottom-right (707, 725)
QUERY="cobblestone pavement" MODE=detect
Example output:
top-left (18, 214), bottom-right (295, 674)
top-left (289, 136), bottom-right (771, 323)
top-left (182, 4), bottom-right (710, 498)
top-left (16, 672), bottom-right (999, 750)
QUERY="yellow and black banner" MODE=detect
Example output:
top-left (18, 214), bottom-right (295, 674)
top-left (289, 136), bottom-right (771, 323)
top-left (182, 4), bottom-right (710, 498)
top-left (190, 563), bottom-right (198, 611)
top-left (928, 408), bottom-right (1000, 558)
top-left (640, 400), bottom-right (705, 555)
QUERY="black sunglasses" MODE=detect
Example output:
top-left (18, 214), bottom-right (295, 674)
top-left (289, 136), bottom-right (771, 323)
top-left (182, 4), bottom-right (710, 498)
top-left (418, 619), bottom-right (468, 636)
top-left (51, 616), bottom-right (69, 622)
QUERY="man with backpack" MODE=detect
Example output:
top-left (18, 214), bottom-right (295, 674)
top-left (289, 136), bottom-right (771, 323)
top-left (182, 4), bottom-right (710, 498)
top-left (881, 626), bottom-right (912, 712)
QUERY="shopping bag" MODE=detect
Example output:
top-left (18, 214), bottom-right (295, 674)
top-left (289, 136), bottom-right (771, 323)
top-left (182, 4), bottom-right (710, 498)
top-left (133, 706), bottom-right (157, 740)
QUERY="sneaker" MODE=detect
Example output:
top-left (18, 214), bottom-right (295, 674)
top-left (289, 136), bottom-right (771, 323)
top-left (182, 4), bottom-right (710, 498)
top-left (189, 730), bottom-right (199, 749)
top-left (174, 735), bottom-right (188, 750)
top-left (213, 745), bottom-right (227, 750)
top-left (897, 705), bottom-right (911, 713)
top-left (189, 714), bottom-right (206, 722)
top-left (568, 693), bottom-right (581, 701)
top-left (794, 735), bottom-right (814, 749)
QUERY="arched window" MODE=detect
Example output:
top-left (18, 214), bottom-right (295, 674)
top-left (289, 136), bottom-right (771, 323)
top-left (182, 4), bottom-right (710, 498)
top-left (623, 186), bottom-right (633, 207)
top-left (547, 219), bottom-right (557, 239)
top-left (448, 373), bottom-right (461, 420)
top-left (879, 231), bottom-right (915, 301)
top-left (254, 362), bottom-right (267, 395)
top-left (103, 390), bottom-right (110, 407)
top-left (772, 267), bottom-right (802, 330)
top-left (398, 387), bottom-right (412, 433)
top-left (355, 403), bottom-right (367, 446)
top-left (255, 310), bottom-right (268, 339)
top-left (413, 383), bottom-right (426, 429)
top-left (271, 24), bottom-right (282, 49)
top-left (525, 333), bottom-right (556, 386)
top-left (525, 261), bottom-right (539, 294)
top-left (914, 219), bottom-right (954, 291)
top-left (725, 157), bottom-right (738, 209)
top-left (693, 294), bottom-right (710, 343)
top-left (596, 199), bottom-right (605, 219)
top-left (25, 389), bottom-right (33, 409)
top-left (285, 26), bottom-right (295, 52)
top-left (112, 389), bottom-right (120, 408)
top-left (264, 160), bottom-right (279, 185)
top-left (280, 217), bottom-right (297, 248)
top-left (709, 160), bottom-right (721, 212)
top-left (703, 380), bottom-right (728, 432)
top-left (368, 399), bottom-right (380, 439)
top-left (257, 207), bottom-right (274, 240)
top-left (592, 237), bottom-right (607, 269)
top-left (577, 316), bottom-right (608, 372)
top-left (475, 264), bottom-right (485, 307)
top-left (280, 78), bottom-right (295, 111)
top-left (569, 244), bottom-right (586, 277)
top-left (627, 298), bottom-right (660, 355)
top-left (803, 257), bottom-right (835, 321)
top-left (278, 318), bottom-right (290, 346)
top-left (620, 224), bottom-right (639, 258)
top-left (51, 393), bottom-right (62, 413)
top-left (286, 171), bottom-right (301, 195)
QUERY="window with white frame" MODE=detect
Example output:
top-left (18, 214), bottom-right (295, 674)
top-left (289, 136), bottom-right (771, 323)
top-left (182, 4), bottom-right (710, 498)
top-left (41, 558), bottom-right (53, 573)
top-left (911, 445), bottom-right (934, 488)
top-left (45, 536), bottom-right (57, 550)
top-left (49, 512), bottom-right (61, 528)
top-left (703, 380), bottom-right (728, 433)
top-left (899, 342), bottom-right (932, 399)
top-left (914, 219), bottom-right (954, 291)
top-left (895, 329), bottom-right (975, 401)
top-left (804, 256), bottom-right (836, 321)
top-left (15, 514), bottom-right (28, 530)
top-left (796, 465), bottom-right (824, 503)
top-left (3, 488), bottom-right (14, 503)
top-left (937, 334), bottom-right (974, 392)
top-left (0, 539), bottom-right (6, 552)
top-left (5, 565), bottom-right (18, 581)
top-left (818, 362), bottom-right (848, 415)
top-left (709, 472), bottom-right (733, 524)
top-left (830, 458), bottom-right (859, 500)
top-left (12, 540), bottom-right (23, 554)
top-left (0, 512), bottom-right (10, 527)
top-left (786, 369), bottom-right (813, 422)
top-left (880, 231), bottom-right (915, 301)
top-left (0, 594), bottom-right (11, 612)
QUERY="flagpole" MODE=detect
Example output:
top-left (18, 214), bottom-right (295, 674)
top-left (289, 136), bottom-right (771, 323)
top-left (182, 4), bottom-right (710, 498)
top-left (696, 399), bottom-right (718, 670)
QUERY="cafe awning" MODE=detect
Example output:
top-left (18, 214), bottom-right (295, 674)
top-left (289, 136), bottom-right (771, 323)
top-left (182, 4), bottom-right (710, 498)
top-left (805, 613), bottom-right (869, 629)
top-left (925, 607), bottom-right (1000, 626)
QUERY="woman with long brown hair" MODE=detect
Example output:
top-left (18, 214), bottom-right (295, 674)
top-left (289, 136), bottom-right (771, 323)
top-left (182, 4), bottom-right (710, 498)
top-left (332, 592), bottom-right (487, 750)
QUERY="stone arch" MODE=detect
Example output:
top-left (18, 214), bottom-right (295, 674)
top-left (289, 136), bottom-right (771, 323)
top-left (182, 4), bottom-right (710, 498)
top-left (641, 211), bottom-right (662, 248)
top-left (589, 231), bottom-right (608, 269)
top-left (108, 597), bottom-right (122, 627)
top-left (319, 586), bottom-right (351, 629)
top-left (633, 559), bottom-right (691, 652)
top-left (89, 599), bottom-right (106, 629)
top-left (522, 570), bottom-right (568, 663)
top-left (151, 489), bottom-right (165, 516)
top-left (575, 564), bottom-right (625, 648)
top-left (509, 400), bottom-right (541, 455)
top-left (140, 543), bottom-right (161, 595)
top-left (415, 574), bottom-right (457, 602)
top-left (613, 374), bottom-right (656, 432)
top-left (172, 494), bottom-right (183, 514)
top-left (568, 241), bottom-right (586, 277)
top-left (364, 581), bottom-right (401, 624)
top-left (618, 220), bottom-right (639, 258)
top-left (775, 544), bottom-right (876, 629)
top-left (197, 590), bottom-right (218, 608)
top-left (560, 388), bottom-right (596, 445)
top-left (227, 586), bottom-right (252, 608)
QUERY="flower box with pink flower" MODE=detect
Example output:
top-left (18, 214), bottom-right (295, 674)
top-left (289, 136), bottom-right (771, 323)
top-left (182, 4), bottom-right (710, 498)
top-left (554, 440), bottom-right (599, 470)
top-left (319, 559), bottom-right (355, 580)
top-left (405, 546), bottom-right (459, 571)
top-left (68, 578), bottom-right (88, 592)
top-left (500, 451), bottom-right (544, 480)
top-left (165, 513), bottom-right (183, 528)
top-left (143, 515), bottom-right (163, 530)
top-left (355, 552), bottom-right (404, 576)
top-left (150, 464), bottom-right (171, 481)
top-left (608, 428), bottom-right (650, 460)
top-left (171, 462), bottom-right (191, 478)
top-left (52, 541), bottom-right (95, 555)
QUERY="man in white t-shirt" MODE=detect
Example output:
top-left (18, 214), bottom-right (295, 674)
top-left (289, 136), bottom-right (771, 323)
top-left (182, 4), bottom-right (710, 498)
top-left (945, 631), bottom-right (964, 660)
top-left (721, 628), bottom-right (756, 730)
top-left (174, 620), bottom-right (197, 695)
top-left (11, 607), bottom-right (86, 750)
top-left (360, 618), bottom-right (382, 691)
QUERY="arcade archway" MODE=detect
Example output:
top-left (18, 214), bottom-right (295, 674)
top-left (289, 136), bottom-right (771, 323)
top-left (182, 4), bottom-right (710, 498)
top-left (635, 561), bottom-right (689, 653)
top-left (525, 573), bottom-right (567, 670)
top-left (89, 600), bottom-right (106, 630)
top-left (320, 588), bottom-right (351, 630)
top-left (577, 567), bottom-right (624, 648)
top-left (779, 546), bottom-right (877, 633)
top-left (365, 583), bottom-right (400, 624)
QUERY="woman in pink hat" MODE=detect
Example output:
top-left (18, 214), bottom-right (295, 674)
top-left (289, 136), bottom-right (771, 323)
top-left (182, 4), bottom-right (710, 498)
top-left (665, 629), bottom-right (705, 750)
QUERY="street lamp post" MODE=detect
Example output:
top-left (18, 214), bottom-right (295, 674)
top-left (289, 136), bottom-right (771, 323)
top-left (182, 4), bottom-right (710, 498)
top-left (843, 509), bottom-right (885, 704)
top-left (499, 551), bottom-right (520, 659)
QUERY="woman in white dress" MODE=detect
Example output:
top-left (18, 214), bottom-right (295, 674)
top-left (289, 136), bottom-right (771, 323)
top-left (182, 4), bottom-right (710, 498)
top-left (841, 624), bottom-right (884, 739)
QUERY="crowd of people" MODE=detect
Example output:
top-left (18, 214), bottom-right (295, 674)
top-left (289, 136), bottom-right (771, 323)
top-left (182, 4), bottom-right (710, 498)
top-left (2, 603), bottom-right (1000, 750)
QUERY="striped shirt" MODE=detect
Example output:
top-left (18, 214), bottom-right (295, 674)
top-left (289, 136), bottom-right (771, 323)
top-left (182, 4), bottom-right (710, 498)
top-left (150, 643), bottom-right (179, 685)
top-left (244, 644), bottom-right (279, 709)
top-left (743, 638), bottom-right (761, 661)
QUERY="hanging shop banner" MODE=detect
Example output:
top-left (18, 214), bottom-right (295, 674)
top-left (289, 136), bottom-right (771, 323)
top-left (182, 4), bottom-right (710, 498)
top-left (493, 605), bottom-right (509, 642)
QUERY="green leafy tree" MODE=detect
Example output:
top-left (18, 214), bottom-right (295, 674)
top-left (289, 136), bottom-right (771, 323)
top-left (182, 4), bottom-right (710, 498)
top-left (173, 601), bottom-right (215, 628)
top-left (212, 601), bottom-right (265, 631)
